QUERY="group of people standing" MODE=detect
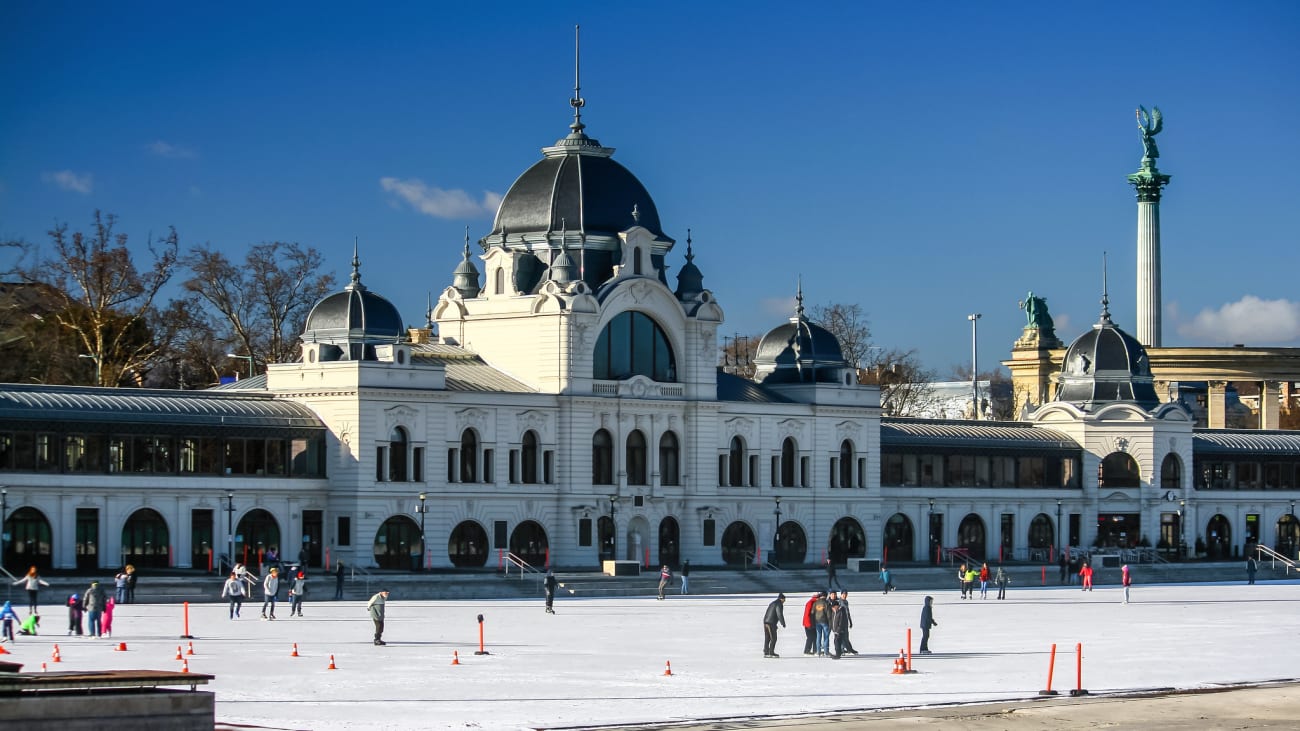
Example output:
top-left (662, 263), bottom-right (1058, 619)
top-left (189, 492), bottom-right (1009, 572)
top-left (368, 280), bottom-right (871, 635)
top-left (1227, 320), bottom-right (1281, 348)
top-left (795, 590), bottom-right (858, 659)
top-left (957, 562), bottom-right (1010, 600)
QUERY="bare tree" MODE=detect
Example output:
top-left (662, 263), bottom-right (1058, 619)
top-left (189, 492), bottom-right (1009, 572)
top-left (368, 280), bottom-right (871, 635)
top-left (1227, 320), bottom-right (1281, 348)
top-left (809, 302), bottom-right (872, 368)
top-left (182, 241), bottom-right (335, 370)
top-left (859, 347), bottom-right (939, 417)
top-left (949, 364), bottom-right (1018, 419)
top-left (13, 211), bottom-right (178, 386)
top-left (718, 332), bottom-right (762, 380)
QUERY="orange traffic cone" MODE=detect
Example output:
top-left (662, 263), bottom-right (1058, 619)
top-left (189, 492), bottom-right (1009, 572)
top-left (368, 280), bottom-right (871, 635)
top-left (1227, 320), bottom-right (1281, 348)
top-left (51, 644), bottom-right (62, 663)
top-left (327, 654), bottom-right (337, 670)
top-left (174, 645), bottom-right (183, 660)
top-left (181, 658), bottom-right (190, 673)
top-left (663, 660), bottom-right (673, 676)
top-left (186, 641), bottom-right (195, 656)
top-left (891, 649), bottom-right (907, 675)
top-left (451, 651), bottom-right (460, 665)
top-left (291, 643), bottom-right (300, 657)
top-left (0, 644), bottom-right (9, 655)
top-left (41, 662), bottom-right (47, 672)
top-left (115, 642), bottom-right (128, 652)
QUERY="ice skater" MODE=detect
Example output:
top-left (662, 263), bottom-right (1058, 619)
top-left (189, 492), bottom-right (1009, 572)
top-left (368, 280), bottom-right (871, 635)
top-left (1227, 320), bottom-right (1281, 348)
top-left (368, 589), bottom-right (389, 645)
top-left (979, 563), bottom-right (990, 599)
top-left (1079, 561), bottom-right (1094, 591)
top-left (222, 571), bottom-right (245, 618)
top-left (994, 565), bottom-right (1009, 600)
top-left (544, 569), bottom-right (557, 613)
top-left (261, 567), bottom-right (280, 620)
top-left (801, 593), bottom-right (817, 655)
top-left (680, 560), bottom-right (691, 595)
top-left (289, 571), bottom-right (307, 617)
top-left (657, 565), bottom-right (671, 600)
top-left (762, 593), bottom-right (786, 657)
top-left (1121, 564), bottom-right (1132, 603)
top-left (918, 596), bottom-right (938, 654)
top-left (880, 565), bottom-right (895, 593)
top-left (12, 566), bottom-right (50, 614)
top-left (0, 600), bottom-right (18, 643)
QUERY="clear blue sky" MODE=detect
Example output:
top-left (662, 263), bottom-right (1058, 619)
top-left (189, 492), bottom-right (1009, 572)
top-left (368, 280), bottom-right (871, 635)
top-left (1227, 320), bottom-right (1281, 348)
top-left (3, 2), bottom-right (1298, 375)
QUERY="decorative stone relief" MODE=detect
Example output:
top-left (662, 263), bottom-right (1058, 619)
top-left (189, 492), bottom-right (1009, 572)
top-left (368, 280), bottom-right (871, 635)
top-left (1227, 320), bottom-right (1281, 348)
top-left (517, 409), bottom-right (549, 434)
top-left (835, 420), bottom-right (861, 443)
top-left (1114, 437), bottom-right (1130, 453)
top-left (456, 407), bottom-right (490, 435)
top-left (724, 416), bottom-right (756, 444)
top-left (384, 405), bottom-right (418, 434)
top-left (777, 418), bottom-right (805, 441)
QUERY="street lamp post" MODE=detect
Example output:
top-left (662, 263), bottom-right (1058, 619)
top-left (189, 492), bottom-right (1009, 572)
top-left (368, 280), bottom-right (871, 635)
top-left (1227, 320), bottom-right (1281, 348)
top-left (78, 353), bottom-right (103, 386)
top-left (1, 487), bottom-right (7, 571)
top-left (928, 497), bottom-right (937, 565)
top-left (417, 492), bottom-right (428, 571)
top-left (226, 352), bottom-right (255, 380)
top-left (1178, 499), bottom-right (1187, 558)
top-left (773, 496), bottom-right (781, 569)
top-left (968, 313), bottom-right (982, 419)
top-left (225, 491), bottom-right (236, 572)
top-left (1056, 498), bottom-right (1063, 553)
top-left (608, 495), bottom-right (619, 561)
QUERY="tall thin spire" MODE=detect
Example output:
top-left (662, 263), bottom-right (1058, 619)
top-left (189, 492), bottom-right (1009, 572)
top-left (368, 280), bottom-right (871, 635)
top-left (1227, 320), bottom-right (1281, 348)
top-left (464, 226), bottom-right (471, 259)
top-left (348, 237), bottom-right (364, 290)
top-left (425, 291), bottom-right (434, 330)
top-left (795, 276), bottom-right (806, 320)
top-left (570, 24), bottom-right (585, 133)
top-left (685, 228), bottom-right (694, 263)
top-left (1100, 251), bottom-right (1112, 323)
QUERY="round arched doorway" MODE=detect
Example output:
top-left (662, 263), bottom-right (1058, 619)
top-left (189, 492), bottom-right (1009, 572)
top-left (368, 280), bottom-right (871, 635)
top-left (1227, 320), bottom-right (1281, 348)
top-left (658, 517), bottom-right (680, 568)
top-left (510, 520), bottom-right (549, 567)
top-left (957, 514), bottom-right (986, 561)
top-left (828, 517), bottom-right (865, 565)
top-left (121, 508), bottom-right (170, 569)
top-left (883, 513), bottom-right (914, 563)
top-left (3, 506), bottom-right (52, 571)
top-left (373, 515), bottom-right (422, 570)
top-left (721, 521), bottom-right (755, 566)
top-left (235, 509), bottom-right (281, 573)
top-left (776, 521), bottom-right (807, 566)
top-left (448, 521), bottom-right (489, 568)
top-left (1028, 513), bottom-right (1055, 560)
top-left (1205, 514), bottom-right (1231, 559)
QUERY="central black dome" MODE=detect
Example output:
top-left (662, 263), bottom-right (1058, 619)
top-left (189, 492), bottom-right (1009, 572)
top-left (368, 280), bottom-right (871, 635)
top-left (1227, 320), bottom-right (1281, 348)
top-left (1055, 306), bottom-right (1159, 410)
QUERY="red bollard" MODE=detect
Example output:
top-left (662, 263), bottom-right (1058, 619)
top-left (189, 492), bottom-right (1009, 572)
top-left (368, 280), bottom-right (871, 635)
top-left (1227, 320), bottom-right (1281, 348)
top-left (498, 549), bottom-right (503, 571)
top-left (325, 548), bottom-right (331, 571)
top-left (1070, 642), bottom-right (1090, 696)
top-left (905, 628), bottom-right (915, 673)
top-left (181, 602), bottom-right (195, 639)
top-left (1041, 565), bottom-right (1046, 585)
top-left (474, 614), bottom-right (490, 656)
top-left (1038, 643), bottom-right (1059, 696)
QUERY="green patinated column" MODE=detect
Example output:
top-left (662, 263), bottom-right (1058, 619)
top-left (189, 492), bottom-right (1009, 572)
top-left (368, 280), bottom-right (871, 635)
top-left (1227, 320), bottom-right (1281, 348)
top-left (1127, 106), bottom-right (1172, 348)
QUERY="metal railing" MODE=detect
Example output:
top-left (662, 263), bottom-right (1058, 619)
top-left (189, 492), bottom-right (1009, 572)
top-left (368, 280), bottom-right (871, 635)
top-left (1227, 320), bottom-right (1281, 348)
top-left (503, 552), bottom-right (543, 583)
top-left (350, 563), bottom-right (375, 595)
top-left (943, 547), bottom-right (975, 566)
top-left (1255, 544), bottom-right (1298, 574)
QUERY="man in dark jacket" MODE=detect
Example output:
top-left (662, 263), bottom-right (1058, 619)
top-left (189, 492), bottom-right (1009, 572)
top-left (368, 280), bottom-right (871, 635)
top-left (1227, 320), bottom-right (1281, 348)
top-left (837, 591), bottom-right (858, 655)
top-left (919, 595), bottom-right (938, 654)
top-left (826, 558), bottom-right (843, 592)
top-left (829, 597), bottom-right (848, 659)
top-left (334, 561), bottom-right (345, 600)
top-left (544, 570), bottom-right (558, 614)
top-left (762, 593), bottom-right (786, 657)
top-left (811, 591), bottom-right (831, 656)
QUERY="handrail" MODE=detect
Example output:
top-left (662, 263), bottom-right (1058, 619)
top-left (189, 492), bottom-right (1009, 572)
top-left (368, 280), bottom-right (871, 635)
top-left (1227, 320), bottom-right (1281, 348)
top-left (351, 564), bottom-right (374, 595)
top-left (503, 552), bottom-right (543, 582)
top-left (943, 547), bottom-right (974, 566)
top-left (1255, 544), bottom-right (1297, 574)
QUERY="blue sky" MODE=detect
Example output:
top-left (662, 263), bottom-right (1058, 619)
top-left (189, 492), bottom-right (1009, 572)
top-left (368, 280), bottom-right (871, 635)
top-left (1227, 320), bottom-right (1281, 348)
top-left (3, 2), bottom-right (1298, 375)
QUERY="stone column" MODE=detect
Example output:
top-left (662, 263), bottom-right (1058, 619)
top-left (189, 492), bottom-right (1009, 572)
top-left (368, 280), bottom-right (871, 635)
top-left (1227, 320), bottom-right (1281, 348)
top-left (1261, 380), bottom-right (1282, 430)
top-left (1207, 381), bottom-right (1229, 429)
top-left (1128, 164), bottom-right (1171, 348)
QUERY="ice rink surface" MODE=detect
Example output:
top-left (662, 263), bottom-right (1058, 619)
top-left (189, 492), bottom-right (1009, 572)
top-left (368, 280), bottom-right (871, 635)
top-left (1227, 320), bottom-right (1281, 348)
top-left (4, 579), bottom-right (1297, 730)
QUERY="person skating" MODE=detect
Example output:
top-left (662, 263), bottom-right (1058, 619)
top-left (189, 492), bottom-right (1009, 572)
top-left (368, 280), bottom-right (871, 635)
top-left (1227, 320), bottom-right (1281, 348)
top-left (289, 571), bottom-right (308, 617)
top-left (680, 560), bottom-right (691, 595)
top-left (762, 593), bottom-right (786, 657)
top-left (837, 591), bottom-right (858, 655)
top-left (994, 565), bottom-right (1009, 600)
top-left (114, 569), bottom-right (129, 603)
top-left (334, 561), bottom-right (345, 600)
top-left (261, 567), bottom-right (280, 620)
top-left (12, 566), bottom-right (50, 614)
top-left (1246, 556), bottom-right (1257, 585)
top-left (1058, 552), bottom-right (1068, 585)
top-left (124, 565), bottom-right (138, 603)
top-left (101, 596), bottom-right (115, 638)
top-left (880, 565), bottom-right (895, 594)
top-left (222, 571), bottom-right (245, 618)
top-left (1079, 561), bottom-right (1094, 591)
top-left (18, 613), bottom-right (39, 636)
top-left (918, 595), bottom-right (938, 654)
top-left (958, 564), bottom-right (968, 599)
top-left (964, 566), bottom-right (979, 599)
top-left (657, 565), bottom-right (671, 600)
top-left (801, 593), bottom-right (817, 655)
top-left (368, 589), bottom-right (389, 645)
top-left (1121, 564), bottom-right (1132, 604)
top-left (544, 569), bottom-right (557, 613)
top-left (66, 592), bottom-right (83, 636)
top-left (0, 600), bottom-right (18, 643)
top-left (979, 563), bottom-right (990, 599)
top-left (829, 596), bottom-right (848, 659)
top-left (84, 581), bottom-right (104, 637)
top-left (810, 591), bottom-right (831, 656)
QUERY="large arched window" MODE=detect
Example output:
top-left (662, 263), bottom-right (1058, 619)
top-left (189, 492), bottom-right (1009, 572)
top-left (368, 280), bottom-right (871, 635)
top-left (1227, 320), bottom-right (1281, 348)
top-left (728, 436), bottom-right (745, 487)
top-left (1100, 452), bottom-right (1141, 488)
top-left (1160, 453), bottom-right (1182, 490)
top-left (459, 429), bottom-right (478, 483)
top-left (659, 432), bottom-right (680, 486)
top-left (389, 427), bottom-right (408, 482)
top-left (592, 429), bottom-right (614, 485)
top-left (494, 268), bottom-right (505, 295)
top-left (839, 440), bottom-right (854, 488)
top-left (626, 430), bottom-right (647, 485)
top-left (522, 430), bottom-right (539, 484)
top-left (780, 438), bottom-right (797, 488)
top-left (592, 311), bottom-right (677, 382)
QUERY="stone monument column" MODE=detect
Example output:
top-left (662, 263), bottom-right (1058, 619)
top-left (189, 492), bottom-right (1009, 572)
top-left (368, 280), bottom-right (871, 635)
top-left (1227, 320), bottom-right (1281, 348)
top-left (1128, 106), bottom-right (1172, 348)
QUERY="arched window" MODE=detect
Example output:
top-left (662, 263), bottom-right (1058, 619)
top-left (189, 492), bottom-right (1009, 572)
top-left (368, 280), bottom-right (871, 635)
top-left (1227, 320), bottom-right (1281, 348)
top-left (626, 430), bottom-right (647, 485)
top-left (633, 247), bottom-right (643, 275)
top-left (592, 429), bottom-right (613, 485)
top-left (780, 438), bottom-right (796, 488)
top-left (1160, 453), bottom-right (1181, 490)
top-left (459, 430), bottom-right (478, 483)
top-left (659, 432), bottom-right (680, 486)
top-left (521, 430), bottom-right (539, 484)
top-left (592, 311), bottom-right (677, 382)
top-left (494, 268), bottom-right (505, 294)
top-left (728, 436), bottom-right (745, 487)
top-left (389, 427), bottom-right (408, 482)
top-left (839, 440), bottom-right (854, 488)
top-left (1100, 452), bottom-right (1141, 488)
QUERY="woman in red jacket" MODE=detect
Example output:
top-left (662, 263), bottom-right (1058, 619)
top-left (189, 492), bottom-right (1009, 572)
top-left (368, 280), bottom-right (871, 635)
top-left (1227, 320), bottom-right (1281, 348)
top-left (801, 594), bottom-right (818, 655)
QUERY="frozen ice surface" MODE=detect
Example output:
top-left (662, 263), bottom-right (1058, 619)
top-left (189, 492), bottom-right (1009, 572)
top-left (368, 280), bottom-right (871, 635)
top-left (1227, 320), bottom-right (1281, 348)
top-left (6, 580), bottom-right (1298, 730)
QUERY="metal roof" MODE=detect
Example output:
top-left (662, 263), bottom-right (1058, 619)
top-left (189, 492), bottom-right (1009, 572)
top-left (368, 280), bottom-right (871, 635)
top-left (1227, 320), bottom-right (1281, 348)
top-left (411, 344), bottom-right (536, 393)
top-left (716, 370), bottom-right (795, 404)
top-left (882, 418), bottom-right (1079, 452)
top-left (1193, 430), bottom-right (1300, 456)
top-left (0, 383), bottom-right (325, 431)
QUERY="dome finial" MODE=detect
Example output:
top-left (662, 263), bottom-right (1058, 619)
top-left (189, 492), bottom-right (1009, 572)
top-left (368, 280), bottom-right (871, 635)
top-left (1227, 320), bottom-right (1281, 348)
top-left (569, 24), bottom-right (586, 133)
top-left (348, 237), bottom-right (365, 290)
top-left (685, 228), bottom-right (694, 263)
top-left (1100, 250), bottom-right (1112, 323)
top-left (463, 226), bottom-right (471, 259)
top-left (795, 276), bottom-right (806, 320)
top-left (425, 291), bottom-right (434, 330)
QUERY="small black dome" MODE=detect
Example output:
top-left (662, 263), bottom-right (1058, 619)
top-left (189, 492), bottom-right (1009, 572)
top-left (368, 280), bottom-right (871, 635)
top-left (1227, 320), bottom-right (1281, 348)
top-left (302, 251), bottom-right (404, 357)
top-left (752, 289), bottom-right (852, 386)
top-left (1055, 309), bottom-right (1159, 409)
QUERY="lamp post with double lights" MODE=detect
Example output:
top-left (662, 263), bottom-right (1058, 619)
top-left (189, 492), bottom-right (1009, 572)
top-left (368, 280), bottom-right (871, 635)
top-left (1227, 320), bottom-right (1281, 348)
top-left (608, 495), bottom-right (619, 561)
top-left (226, 352), bottom-right (254, 380)
top-left (928, 497), bottom-right (937, 565)
top-left (416, 493), bottom-right (428, 571)
top-left (1, 487), bottom-right (8, 571)
top-left (1291, 500), bottom-right (1297, 558)
top-left (1178, 499), bottom-right (1187, 559)
top-left (773, 496), bottom-right (782, 568)
top-left (1056, 498), bottom-right (1063, 554)
top-left (225, 491), bottom-right (236, 572)
top-left (79, 353), bottom-right (103, 386)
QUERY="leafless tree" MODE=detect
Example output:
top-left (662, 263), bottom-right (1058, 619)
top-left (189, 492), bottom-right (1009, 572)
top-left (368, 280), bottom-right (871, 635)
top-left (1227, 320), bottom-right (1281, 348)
top-left (12, 211), bottom-right (178, 386)
top-left (949, 364), bottom-right (1018, 419)
top-left (809, 302), bottom-right (872, 368)
top-left (859, 347), bottom-right (939, 417)
top-left (718, 332), bottom-right (762, 379)
top-left (182, 241), bottom-right (335, 371)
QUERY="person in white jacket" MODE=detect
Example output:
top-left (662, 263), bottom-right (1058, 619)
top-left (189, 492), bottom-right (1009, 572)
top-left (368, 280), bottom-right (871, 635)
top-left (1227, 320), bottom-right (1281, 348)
top-left (12, 567), bottom-right (50, 614)
top-left (221, 572), bottom-right (245, 619)
top-left (260, 568), bottom-right (280, 620)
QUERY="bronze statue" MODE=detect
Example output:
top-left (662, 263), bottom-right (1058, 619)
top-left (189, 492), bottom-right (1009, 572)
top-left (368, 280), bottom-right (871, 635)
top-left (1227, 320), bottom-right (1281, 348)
top-left (1018, 291), bottom-right (1055, 335)
top-left (1137, 105), bottom-right (1163, 161)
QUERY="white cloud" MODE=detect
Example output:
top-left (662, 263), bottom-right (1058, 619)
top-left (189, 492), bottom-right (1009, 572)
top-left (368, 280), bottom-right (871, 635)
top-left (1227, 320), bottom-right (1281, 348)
top-left (1176, 295), bottom-right (1300, 345)
top-left (146, 140), bottom-right (197, 159)
top-left (380, 177), bottom-right (501, 219)
top-left (42, 170), bottom-right (94, 194)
